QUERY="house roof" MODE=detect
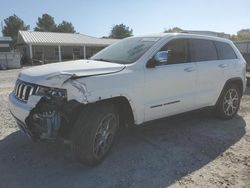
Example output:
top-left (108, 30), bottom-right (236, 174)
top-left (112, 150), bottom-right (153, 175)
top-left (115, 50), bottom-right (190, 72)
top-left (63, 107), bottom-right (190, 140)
top-left (17, 31), bottom-right (119, 46)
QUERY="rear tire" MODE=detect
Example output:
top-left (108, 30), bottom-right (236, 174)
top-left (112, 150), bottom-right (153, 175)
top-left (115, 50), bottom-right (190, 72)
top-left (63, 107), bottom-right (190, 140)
top-left (71, 103), bottom-right (119, 166)
top-left (215, 84), bottom-right (241, 120)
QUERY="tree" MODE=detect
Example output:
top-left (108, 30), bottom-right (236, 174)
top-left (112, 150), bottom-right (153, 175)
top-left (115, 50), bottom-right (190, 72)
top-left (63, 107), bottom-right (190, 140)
top-left (164, 27), bottom-right (183, 33)
top-left (236, 29), bottom-right (250, 41)
top-left (2, 14), bottom-right (29, 43)
top-left (230, 29), bottom-right (250, 41)
top-left (34, 14), bottom-right (57, 32)
top-left (230, 34), bottom-right (238, 41)
top-left (109, 24), bottom-right (133, 39)
top-left (56, 21), bottom-right (75, 33)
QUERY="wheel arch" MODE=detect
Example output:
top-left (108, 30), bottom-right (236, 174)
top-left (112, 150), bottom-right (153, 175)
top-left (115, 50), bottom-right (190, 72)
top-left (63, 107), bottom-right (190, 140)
top-left (96, 96), bottom-right (136, 128)
top-left (216, 77), bottom-right (244, 106)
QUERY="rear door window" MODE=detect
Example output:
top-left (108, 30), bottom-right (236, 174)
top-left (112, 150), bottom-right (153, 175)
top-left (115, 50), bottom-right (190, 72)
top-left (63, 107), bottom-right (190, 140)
top-left (190, 39), bottom-right (218, 62)
top-left (214, 41), bottom-right (237, 60)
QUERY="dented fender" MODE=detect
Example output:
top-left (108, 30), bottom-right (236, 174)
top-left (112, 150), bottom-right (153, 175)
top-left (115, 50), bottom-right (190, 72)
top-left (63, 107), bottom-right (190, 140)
top-left (62, 79), bottom-right (89, 103)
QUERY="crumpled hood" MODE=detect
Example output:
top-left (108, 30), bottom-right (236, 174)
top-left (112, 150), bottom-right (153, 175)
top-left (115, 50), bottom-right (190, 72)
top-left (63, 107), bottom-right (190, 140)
top-left (18, 59), bottom-right (125, 87)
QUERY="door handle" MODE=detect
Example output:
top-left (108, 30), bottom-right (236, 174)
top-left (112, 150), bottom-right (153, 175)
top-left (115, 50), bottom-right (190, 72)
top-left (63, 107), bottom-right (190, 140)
top-left (184, 67), bottom-right (195, 72)
top-left (218, 64), bottom-right (228, 68)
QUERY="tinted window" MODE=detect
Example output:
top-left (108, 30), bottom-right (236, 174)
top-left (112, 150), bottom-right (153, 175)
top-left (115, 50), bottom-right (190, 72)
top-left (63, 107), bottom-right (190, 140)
top-left (161, 39), bottom-right (189, 64)
top-left (215, 41), bottom-right (237, 60)
top-left (191, 39), bottom-right (218, 62)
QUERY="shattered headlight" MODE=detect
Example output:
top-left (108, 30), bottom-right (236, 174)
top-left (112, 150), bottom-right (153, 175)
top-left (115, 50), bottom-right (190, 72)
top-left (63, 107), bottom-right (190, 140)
top-left (36, 86), bottom-right (67, 98)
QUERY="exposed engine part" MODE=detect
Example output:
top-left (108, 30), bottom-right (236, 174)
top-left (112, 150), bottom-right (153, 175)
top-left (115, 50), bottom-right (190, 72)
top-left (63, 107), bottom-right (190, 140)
top-left (27, 98), bottom-right (67, 140)
top-left (32, 110), bottom-right (61, 139)
top-left (25, 95), bottom-right (82, 140)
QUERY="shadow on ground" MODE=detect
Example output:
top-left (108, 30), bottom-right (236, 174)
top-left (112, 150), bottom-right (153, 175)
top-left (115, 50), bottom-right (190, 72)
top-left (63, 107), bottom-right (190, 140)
top-left (0, 110), bottom-right (246, 188)
top-left (245, 86), bottom-right (250, 95)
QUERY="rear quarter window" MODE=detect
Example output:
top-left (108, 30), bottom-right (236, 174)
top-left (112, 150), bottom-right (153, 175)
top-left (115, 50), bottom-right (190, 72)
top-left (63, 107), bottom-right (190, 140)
top-left (190, 39), bottom-right (218, 62)
top-left (214, 41), bottom-right (237, 60)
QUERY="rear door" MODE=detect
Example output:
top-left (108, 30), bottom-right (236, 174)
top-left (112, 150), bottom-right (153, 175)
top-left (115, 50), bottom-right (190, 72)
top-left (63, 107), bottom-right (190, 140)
top-left (190, 39), bottom-right (225, 107)
top-left (214, 41), bottom-right (239, 80)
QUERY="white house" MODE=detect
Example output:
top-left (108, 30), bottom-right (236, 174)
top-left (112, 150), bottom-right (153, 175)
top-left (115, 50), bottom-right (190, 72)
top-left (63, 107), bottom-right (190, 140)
top-left (16, 31), bottom-right (119, 64)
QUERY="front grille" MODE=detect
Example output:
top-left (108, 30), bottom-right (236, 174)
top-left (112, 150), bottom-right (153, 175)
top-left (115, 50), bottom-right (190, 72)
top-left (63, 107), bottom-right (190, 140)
top-left (14, 80), bottom-right (38, 102)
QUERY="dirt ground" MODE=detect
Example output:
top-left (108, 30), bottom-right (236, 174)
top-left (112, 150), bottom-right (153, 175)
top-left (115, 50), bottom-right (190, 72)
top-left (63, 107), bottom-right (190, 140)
top-left (0, 68), bottom-right (249, 188)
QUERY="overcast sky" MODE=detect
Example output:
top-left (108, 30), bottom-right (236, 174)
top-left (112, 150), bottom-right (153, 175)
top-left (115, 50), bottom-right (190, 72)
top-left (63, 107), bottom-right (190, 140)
top-left (1, 0), bottom-right (249, 37)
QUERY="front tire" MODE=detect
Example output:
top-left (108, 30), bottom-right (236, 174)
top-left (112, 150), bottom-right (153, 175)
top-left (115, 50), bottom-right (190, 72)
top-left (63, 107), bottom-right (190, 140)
top-left (71, 103), bottom-right (119, 166)
top-left (215, 84), bottom-right (241, 119)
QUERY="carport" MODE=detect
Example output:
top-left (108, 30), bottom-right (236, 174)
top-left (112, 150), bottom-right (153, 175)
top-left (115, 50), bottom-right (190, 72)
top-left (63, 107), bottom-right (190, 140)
top-left (16, 31), bottom-right (119, 64)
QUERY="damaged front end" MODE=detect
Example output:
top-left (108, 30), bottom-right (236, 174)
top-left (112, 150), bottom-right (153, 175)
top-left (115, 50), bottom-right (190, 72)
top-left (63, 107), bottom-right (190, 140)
top-left (26, 93), bottom-right (67, 140)
top-left (10, 61), bottom-right (126, 141)
top-left (12, 76), bottom-right (84, 141)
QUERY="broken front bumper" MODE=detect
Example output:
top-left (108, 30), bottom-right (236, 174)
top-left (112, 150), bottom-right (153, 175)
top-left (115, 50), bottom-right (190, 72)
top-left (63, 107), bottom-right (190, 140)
top-left (9, 91), bottom-right (71, 140)
top-left (9, 92), bottom-right (37, 139)
top-left (9, 92), bottom-right (35, 122)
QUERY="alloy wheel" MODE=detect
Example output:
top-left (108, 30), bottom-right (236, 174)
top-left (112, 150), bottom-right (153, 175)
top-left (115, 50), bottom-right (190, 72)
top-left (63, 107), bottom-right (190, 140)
top-left (93, 113), bottom-right (117, 158)
top-left (222, 88), bottom-right (239, 116)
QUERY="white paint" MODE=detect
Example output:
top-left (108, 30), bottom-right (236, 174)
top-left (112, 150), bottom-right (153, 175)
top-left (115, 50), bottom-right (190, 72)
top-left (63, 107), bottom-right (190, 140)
top-left (9, 33), bottom-right (247, 126)
top-left (18, 60), bottom-right (125, 87)
top-left (29, 44), bottom-right (33, 60)
top-left (83, 46), bottom-right (86, 59)
top-left (144, 62), bottom-right (196, 121)
top-left (58, 45), bottom-right (62, 62)
top-left (9, 93), bottom-right (42, 123)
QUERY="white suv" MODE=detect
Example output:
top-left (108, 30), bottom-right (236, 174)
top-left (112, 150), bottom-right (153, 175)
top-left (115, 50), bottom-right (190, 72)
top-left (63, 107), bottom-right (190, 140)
top-left (9, 33), bottom-right (247, 165)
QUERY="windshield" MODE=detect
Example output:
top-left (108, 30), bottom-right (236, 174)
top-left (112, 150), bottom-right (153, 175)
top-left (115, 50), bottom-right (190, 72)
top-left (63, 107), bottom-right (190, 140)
top-left (91, 37), bottom-right (160, 64)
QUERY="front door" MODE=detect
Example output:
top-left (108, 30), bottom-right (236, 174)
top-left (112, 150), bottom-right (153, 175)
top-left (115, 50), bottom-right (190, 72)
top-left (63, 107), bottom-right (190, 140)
top-left (144, 39), bottom-right (197, 122)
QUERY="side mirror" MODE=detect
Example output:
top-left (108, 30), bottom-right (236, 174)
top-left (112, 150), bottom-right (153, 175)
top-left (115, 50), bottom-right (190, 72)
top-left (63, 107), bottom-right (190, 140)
top-left (154, 51), bottom-right (168, 63)
top-left (146, 51), bottom-right (169, 68)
